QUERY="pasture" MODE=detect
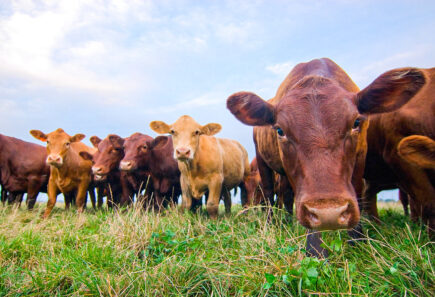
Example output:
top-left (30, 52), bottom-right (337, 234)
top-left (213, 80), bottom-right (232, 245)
top-left (0, 202), bottom-right (433, 296)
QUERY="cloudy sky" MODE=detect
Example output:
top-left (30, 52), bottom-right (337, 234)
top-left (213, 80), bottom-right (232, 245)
top-left (1, 0), bottom-right (435, 200)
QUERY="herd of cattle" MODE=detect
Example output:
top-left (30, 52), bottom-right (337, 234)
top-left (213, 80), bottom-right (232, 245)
top-left (0, 58), bottom-right (433, 257)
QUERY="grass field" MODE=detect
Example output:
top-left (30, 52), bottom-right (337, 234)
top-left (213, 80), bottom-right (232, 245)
top-left (0, 202), bottom-right (433, 296)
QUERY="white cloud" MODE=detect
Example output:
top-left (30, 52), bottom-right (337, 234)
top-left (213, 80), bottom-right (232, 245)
top-left (266, 61), bottom-right (295, 77)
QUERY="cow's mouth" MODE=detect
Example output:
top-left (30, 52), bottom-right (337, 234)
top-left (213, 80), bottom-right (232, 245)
top-left (94, 174), bottom-right (107, 181)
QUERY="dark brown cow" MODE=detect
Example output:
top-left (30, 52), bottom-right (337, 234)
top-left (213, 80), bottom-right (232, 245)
top-left (119, 133), bottom-right (181, 210)
top-left (227, 58), bottom-right (425, 256)
top-left (79, 135), bottom-right (125, 208)
top-left (244, 157), bottom-right (293, 213)
top-left (30, 128), bottom-right (96, 218)
top-left (364, 67), bottom-right (435, 238)
top-left (0, 134), bottom-right (49, 209)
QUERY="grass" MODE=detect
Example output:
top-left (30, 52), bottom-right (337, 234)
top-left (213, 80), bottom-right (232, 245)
top-left (0, 202), bottom-right (433, 296)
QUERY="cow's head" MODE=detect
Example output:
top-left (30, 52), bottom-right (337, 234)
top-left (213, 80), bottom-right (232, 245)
top-left (150, 115), bottom-right (221, 161)
top-left (398, 135), bottom-right (435, 168)
top-left (30, 128), bottom-right (85, 168)
top-left (80, 135), bottom-right (125, 181)
top-left (119, 133), bottom-right (154, 171)
top-left (227, 68), bottom-right (425, 231)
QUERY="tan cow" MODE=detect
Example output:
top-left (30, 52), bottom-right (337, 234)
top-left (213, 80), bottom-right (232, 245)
top-left (398, 135), bottom-right (435, 168)
top-left (150, 115), bottom-right (250, 219)
top-left (30, 128), bottom-right (96, 218)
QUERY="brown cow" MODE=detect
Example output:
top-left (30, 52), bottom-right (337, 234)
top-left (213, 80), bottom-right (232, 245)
top-left (118, 133), bottom-right (182, 210)
top-left (150, 115), bottom-right (250, 218)
top-left (30, 128), bottom-right (96, 218)
top-left (364, 67), bottom-right (434, 238)
top-left (79, 135), bottom-right (125, 208)
top-left (227, 58), bottom-right (425, 256)
top-left (0, 133), bottom-right (49, 209)
top-left (244, 157), bottom-right (294, 214)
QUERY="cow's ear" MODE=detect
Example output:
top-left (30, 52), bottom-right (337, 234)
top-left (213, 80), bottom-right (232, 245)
top-left (79, 151), bottom-right (93, 161)
top-left (227, 91), bottom-right (275, 126)
top-left (357, 68), bottom-right (425, 114)
top-left (90, 136), bottom-right (102, 148)
top-left (30, 130), bottom-right (47, 142)
top-left (150, 136), bottom-right (169, 150)
top-left (150, 121), bottom-right (171, 134)
top-left (70, 134), bottom-right (85, 142)
top-left (201, 123), bottom-right (221, 136)
top-left (398, 135), bottom-right (435, 168)
top-left (108, 134), bottom-right (124, 148)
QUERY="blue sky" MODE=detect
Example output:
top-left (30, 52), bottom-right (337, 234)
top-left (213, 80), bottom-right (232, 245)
top-left (1, 0), bottom-right (434, 201)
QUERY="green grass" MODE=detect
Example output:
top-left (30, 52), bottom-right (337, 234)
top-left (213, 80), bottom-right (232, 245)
top-left (0, 203), bottom-right (433, 296)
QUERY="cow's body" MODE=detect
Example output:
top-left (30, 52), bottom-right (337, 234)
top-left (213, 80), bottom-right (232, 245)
top-left (227, 58), bottom-right (426, 256)
top-left (30, 128), bottom-right (96, 218)
top-left (364, 68), bottom-right (435, 234)
top-left (150, 115), bottom-right (250, 218)
top-left (0, 134), bottom-right (49, 208)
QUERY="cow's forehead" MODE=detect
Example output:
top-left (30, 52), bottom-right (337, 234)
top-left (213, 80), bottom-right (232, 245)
top-left (276, 81), bottom-right (358, 137)
top-left (47, 130), bottom-right (70, 142)
top-left (173, 115), bottom-right (200, 131)
top-left (125, 133), bottom-right (150, 146)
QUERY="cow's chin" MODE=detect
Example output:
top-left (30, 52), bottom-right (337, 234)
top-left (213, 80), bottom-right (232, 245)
top-left (94, 174), bottom-right (107, 182)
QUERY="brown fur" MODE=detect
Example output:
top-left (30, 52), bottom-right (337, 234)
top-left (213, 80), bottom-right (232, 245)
top-left (364, 67), bottom-right (435, 237)
top-left (0, 134), bottom-right (49, 208)
top-left (227, 58), bottom-right (425, 233)
top-left (30, 128), bottom-right (96, 218)
top-left (150, 115), bottom-right (250, 219)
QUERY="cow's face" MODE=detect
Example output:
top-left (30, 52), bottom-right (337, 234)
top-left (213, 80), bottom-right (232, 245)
top-left (150, 115), bottom-right (221, 161)
top-left (89, 135), bottom-right (124, 181)
top-left (30, 128), bottom-right (85, 168)
top-left (227, 68), bottom-right (425, 231)
top-left (119, 133), bottom-right (153, 171)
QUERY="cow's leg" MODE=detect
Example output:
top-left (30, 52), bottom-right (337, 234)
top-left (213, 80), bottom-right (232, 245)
top-left (399, 189), bottom-right (409, 217)
top-left (15, 193), bottom-right (24, 208)
top-left (76, 180), bottom-right (91, 213)
top-left (363, 183), bottom-right (380, 222)
top-left (96, 186), bottom-right (104, 208)
top-left (43, 180), bottom-right (59, 218)
top-left (88, 187), bottom-right (96, 210)
top-left (278, 174), bottom-right (294, 216)
top-left (180, 175), bottom-right (193, 213)
top-left (207, 178), bottom-right (223, 219)
top-left (256, 153), bottom-right (275, 219)
top-left (306, 230), bottom-right (328, 258)
top-left (222, 187), bottom-right (232, 215)
top-left (26, 180), bottom-right (41, 210)
top-left (0, 186), bottom-right (6, 205)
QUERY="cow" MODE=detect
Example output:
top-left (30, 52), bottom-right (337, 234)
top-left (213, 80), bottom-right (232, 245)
top-left (79, 135), bottom-right (125, 208)
top-left (363, 67), bottom-right (434, 238)
top-left (30, 128), bottom-right (97, 218)
top-left (150, 115), bottom-right (250, 219)
top-left (244, 157), bottom-right (294, 214)
top-left (118, 133), bottom-right (182, 211)
top-left (0, 133), bottom-right (49, 209)
top-left (226, 58), bottom-right (425, 256)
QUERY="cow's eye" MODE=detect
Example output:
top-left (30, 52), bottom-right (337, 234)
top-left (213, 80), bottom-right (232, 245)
top-left (65, 142), bottom-right (70, 147)
top-left (46, 140), bottom-right (50, 145)
top-left (142, 145), bottom-right (147, 150)
top-left (194, 130), bottom-right (200, 135)
top-left (170, 129), bottom-right (175, 135)
top-left (276, 127), bottom-right (284, 137)
top-left (352, 118), bottom-right (362, 130)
